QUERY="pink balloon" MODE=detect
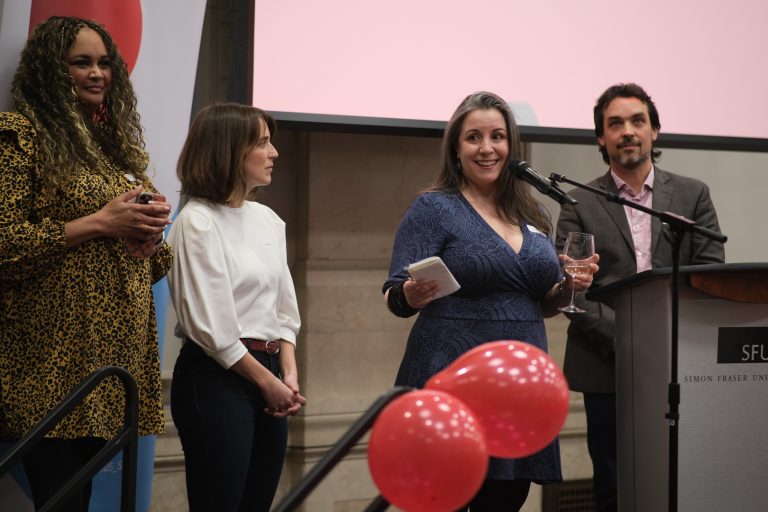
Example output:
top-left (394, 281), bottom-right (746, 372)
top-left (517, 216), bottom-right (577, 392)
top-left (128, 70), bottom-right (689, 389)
top-left (368, 390), bottom-right (488, 512)
top-left (426, 340), bottom-right (569, 458)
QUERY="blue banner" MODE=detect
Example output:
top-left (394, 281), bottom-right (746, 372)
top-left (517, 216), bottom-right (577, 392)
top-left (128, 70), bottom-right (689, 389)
top-left (89, 436), bottom-right (156, 511)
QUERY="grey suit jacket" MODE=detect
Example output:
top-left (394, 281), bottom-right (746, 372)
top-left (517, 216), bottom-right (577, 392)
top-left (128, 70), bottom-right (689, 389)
top-left (555, 168), bottom-right (725, 393)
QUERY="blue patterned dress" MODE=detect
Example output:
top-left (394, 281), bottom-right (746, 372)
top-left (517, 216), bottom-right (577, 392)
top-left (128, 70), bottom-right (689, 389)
top-left (383, 191), bottom-right (563, 482)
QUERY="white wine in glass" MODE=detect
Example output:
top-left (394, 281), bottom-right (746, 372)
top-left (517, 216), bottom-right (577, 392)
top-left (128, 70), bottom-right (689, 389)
top-left (558, 232), bottom-right (595, 313)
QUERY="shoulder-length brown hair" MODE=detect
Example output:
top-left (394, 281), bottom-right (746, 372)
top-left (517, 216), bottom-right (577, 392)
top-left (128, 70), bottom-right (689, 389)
top-left (431, 91), bottom-right (552, 235)
top-left (177, 103), bottom-right (275, 205)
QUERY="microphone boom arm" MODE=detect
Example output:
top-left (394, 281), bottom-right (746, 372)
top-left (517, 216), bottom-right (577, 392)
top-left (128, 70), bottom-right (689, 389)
top-left (549, 173), bottom-right (727, 244)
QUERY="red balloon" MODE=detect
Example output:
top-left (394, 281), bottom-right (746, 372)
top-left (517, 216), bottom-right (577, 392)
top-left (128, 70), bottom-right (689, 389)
top-left (426, 340), bottom-right (569, 458)
top-left (368, 390), bottom-right (488, 512)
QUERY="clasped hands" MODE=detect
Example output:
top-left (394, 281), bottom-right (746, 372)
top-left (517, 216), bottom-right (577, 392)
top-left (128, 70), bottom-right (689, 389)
top-left (106, 187), bottom-right (172, 258)
top-left (264, 373), bottom-right (306, 418)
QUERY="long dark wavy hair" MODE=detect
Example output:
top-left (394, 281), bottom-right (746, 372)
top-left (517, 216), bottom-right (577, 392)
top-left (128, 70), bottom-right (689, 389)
top-left (11, 16), bottom-right (148, 196)
top-left (431, 91), bottom-right (552, 235)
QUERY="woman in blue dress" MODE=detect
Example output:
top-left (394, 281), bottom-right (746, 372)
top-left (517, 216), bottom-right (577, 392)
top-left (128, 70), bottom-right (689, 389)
top-left (383, 91), bottom-right (598, 511)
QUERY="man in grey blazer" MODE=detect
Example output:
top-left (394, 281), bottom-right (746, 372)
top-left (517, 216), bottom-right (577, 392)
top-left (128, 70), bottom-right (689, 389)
top-left (555, 83), bottom-right (725, 512)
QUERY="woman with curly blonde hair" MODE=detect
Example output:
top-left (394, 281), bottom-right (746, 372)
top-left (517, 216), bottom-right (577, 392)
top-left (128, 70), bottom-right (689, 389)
top-left (0, 16), bottom-right (172, 511)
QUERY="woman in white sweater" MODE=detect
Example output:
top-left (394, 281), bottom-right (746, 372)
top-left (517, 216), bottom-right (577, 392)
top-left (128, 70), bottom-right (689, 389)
top-left (167, 103), bottom-right (305, 512)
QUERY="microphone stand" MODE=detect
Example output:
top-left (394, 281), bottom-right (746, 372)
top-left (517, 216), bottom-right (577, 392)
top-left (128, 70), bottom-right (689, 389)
top-left (549, 173), bottom-right (727, 512)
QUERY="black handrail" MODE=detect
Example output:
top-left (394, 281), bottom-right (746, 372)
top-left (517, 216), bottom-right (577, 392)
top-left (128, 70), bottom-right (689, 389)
top-left (362, 494), bottom-right (392, 512)
top-left (273, 386), bottom-right (413, 512)
top-left (0, 365), bottom-right (139, 512)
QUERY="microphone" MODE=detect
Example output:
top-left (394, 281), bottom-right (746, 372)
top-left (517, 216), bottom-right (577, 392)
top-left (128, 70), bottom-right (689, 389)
top-left (509, 159), bottom-right (578, 205)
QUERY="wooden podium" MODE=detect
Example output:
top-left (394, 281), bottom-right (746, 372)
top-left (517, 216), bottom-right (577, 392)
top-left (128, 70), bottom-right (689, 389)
top-left (588, 263), bottom-right (768, 512)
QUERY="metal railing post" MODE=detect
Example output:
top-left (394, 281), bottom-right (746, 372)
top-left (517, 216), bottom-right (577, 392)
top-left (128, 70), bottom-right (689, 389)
top-left (0, 365), bottom-right (140, 512)
top-left (272, 386), bottom-right (412, 512)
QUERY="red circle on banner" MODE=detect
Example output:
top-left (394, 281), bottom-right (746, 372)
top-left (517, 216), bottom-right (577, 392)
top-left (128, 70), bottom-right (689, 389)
top-left (29, 0), bottom-right (142, 73)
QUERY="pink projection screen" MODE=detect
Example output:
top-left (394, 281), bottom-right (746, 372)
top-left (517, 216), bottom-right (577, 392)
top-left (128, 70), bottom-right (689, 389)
top-left (253, 1), bottom-right (768, 145)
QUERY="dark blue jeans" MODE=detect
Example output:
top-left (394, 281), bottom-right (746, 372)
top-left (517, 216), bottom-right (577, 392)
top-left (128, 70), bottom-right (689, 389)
top-left (584, 392), bottom-right (617, 512)
top-left (171, 342), bottom-right (287, 512)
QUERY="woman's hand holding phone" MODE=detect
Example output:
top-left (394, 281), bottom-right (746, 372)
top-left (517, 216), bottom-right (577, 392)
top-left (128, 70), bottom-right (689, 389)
top-left (124, 190), bottom-right (172, 258)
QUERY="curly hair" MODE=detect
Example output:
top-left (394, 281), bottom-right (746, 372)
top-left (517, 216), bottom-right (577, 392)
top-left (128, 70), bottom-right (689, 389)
top-left (431, 91), bottom-right (552, 235)
top-left (11, 16), bottom-right (148, 196)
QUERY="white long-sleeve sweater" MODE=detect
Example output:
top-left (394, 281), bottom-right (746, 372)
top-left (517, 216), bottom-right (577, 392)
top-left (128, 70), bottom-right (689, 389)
top-left (167, 198), bottom-right (300, 368)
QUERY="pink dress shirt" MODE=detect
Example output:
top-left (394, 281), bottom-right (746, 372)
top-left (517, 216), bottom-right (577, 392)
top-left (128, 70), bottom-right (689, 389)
top-left (611, 167), bottom-right (654, 273)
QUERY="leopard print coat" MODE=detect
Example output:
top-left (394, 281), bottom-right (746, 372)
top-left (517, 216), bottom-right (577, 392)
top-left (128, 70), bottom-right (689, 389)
top-left (0, 111), bottom-right (172, 440)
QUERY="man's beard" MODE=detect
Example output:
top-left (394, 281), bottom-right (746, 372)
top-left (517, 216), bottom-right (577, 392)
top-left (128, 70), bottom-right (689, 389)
top-left (617, 149), bottom-right (650, 169)
top-left (614, 138), bottom-right (651, 169)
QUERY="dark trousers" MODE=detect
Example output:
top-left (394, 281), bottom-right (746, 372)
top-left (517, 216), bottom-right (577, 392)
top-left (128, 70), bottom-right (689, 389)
top-left (456, 479), bottom-right (531, 511)
top-left (23, 437), bottom-right (106, 512)
top-left (584, 392), bottom-right (617, 512)
top-left (171, 342), bottom-right (288, 512)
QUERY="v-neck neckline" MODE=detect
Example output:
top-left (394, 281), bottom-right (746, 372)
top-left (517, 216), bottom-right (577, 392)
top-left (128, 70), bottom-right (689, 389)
top-left (458, 192), bottom-right (526, 256)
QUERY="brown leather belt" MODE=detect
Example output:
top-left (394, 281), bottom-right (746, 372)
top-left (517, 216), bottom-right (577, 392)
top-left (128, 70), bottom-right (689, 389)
top-left (240, 338), bottom-right (280, 354)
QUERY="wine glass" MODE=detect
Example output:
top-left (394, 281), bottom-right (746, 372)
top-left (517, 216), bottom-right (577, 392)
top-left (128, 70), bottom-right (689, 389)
top-left (557, 232), bottom-right (595, 313)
